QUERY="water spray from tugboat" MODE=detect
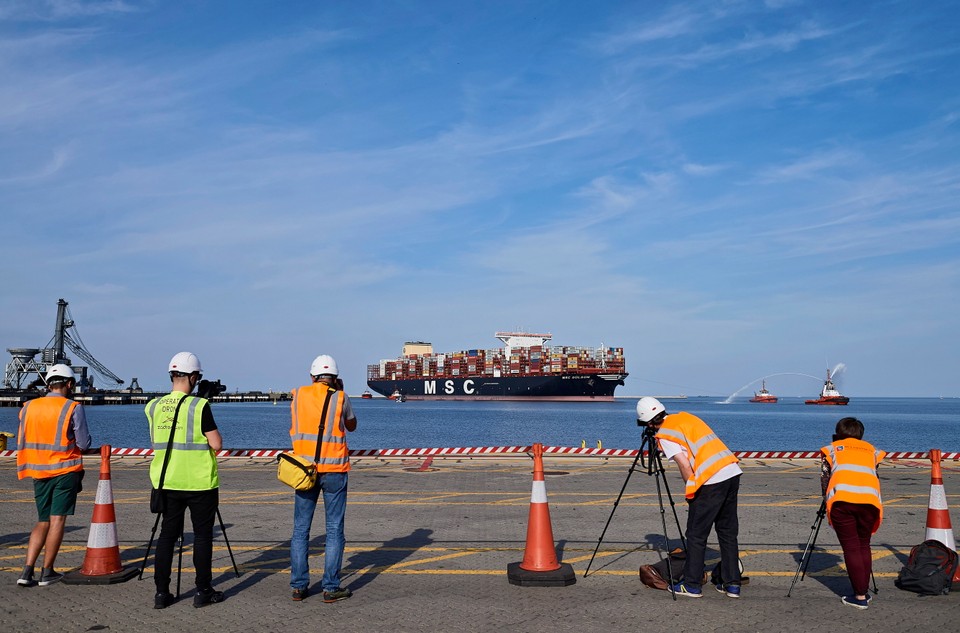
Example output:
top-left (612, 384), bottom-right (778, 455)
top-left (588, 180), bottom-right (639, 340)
top-left (721, 364), bottom-right (845, 404)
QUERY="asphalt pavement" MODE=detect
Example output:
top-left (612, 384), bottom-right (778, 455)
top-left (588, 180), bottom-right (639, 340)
top-left (2, 453), bottom-right (959, 632)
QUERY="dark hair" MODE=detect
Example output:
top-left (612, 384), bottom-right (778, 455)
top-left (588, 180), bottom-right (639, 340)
top-left (834, 417), bottom-right (864, 441)
top-left (47, 377), bottom-right (72, 388)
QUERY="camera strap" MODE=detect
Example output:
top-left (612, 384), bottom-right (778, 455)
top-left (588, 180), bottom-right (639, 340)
top-left (312, 387), bottom-right (334, 464)
top-left (156, 394), bottom-right (188, 493)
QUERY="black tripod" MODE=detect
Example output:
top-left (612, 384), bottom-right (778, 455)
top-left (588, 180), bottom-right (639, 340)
top-left (139, 507), bottom-right (240, 596)
top-left (584, 424), bottom-right (686, 599)
top-left (787, 499), bottom-right (878, 597)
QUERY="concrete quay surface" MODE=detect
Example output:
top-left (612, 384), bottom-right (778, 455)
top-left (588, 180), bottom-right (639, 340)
top-left (2, 453), bottom-right (959, 633)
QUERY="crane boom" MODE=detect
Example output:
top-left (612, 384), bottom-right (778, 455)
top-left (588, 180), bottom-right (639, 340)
top-left (63, 332), bottom-right (124, 385)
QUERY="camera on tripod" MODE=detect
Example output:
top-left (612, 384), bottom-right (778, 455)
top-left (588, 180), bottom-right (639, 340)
top-left (197, 379), bottom-right (226, 399)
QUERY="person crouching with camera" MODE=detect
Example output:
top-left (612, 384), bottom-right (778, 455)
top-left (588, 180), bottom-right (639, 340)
top-left (637, 397), bottom-right (743, 599)
top-left (821, 417), bottom-right (884, 610)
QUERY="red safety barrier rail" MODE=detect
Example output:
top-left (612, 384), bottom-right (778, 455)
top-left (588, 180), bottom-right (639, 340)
top-left (2, 448), bottom-right (958, 459)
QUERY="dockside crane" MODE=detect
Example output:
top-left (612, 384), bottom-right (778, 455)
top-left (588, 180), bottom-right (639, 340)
top-left (3, 298), bottom-right (124, 391)
top-left (51, 299), bottom-right (124, 388)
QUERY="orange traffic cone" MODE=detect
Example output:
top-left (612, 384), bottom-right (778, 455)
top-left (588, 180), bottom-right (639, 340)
top-left (925, 448), bottom-right (960, 582)
top-left (63, 445), bottom-right (139, 584)
top-left (507, 443), bottom-right (575, 586)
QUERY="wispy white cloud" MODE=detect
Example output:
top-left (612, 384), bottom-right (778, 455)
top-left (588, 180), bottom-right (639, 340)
top-left (0, 0), bottom-right (136, 21)
top-left (0, 143), bottom-right (73, 183)
top-left (752, 148), bottom-right (862, 184)
top-left (591, 6), bottom-right (701, 55)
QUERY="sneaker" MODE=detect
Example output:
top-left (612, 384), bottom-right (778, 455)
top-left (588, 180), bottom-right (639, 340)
top-left (17, 567), bottom-right (36, 587)
top-left (841, 595), bottom-right (868, 610)
top-left (154, 592), bottom-right (175, 609)
top-left (38, 569), bottom-right (63, 587)
top-left (322, 587), bottom-right (353, 603)
top-left (193, 588), bottom-right (225, 608)
top-left (292, 587), bottom-right (308, 601)
top-left (670, 582), bottom-right (702, 598)
top-left (715, 583), bottom-right (741, 598)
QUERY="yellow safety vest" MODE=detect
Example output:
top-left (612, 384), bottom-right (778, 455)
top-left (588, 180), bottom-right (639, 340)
top-left (147, 393), bottom-right (219, 491)
top-left (656, 412), bottom-right (739, 499)
top-left (16, 396), bottom-right (83, 480)
top-left (290, 383), bottom-right (350, 473)
top-left (822, 438), bottom-right (884, 533)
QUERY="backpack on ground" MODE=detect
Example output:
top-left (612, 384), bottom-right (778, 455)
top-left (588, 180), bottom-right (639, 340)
top-left (638, 548), bottom-right (747, 590)
top-left (895, 539), bottom-right (959, 596)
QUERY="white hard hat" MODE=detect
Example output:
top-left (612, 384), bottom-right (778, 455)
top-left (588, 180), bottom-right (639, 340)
top-left (310, 354), bottom-right (338, 377)
top-left (636, 396), bottom-right (665, 423)
top-left (45, 364), bottom-right (75, 382)
top-left (168, 351), bottom-right (202, 374)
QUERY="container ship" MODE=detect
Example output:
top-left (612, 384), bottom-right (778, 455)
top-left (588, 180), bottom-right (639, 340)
top-left (366, 332), bottom-right (627, 401)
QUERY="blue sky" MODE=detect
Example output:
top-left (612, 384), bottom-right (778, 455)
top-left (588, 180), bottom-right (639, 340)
top-left (2, 0), bottom-right (958, 397)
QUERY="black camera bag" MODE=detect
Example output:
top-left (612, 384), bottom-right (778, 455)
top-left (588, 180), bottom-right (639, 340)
top-left (895, 539), bottom-right (959, 595)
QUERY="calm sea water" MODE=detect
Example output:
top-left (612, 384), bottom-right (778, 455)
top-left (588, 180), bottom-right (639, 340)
top-left (2, 397), bottom-right (958, 452)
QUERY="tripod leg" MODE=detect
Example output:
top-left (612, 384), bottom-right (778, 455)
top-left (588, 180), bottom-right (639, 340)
top-left (176, 528), bottom-right (184, 599)
top-left (139, 512), bottom-right (163, 580)
top-left (800, 505), bottom-right (825, 580)
top-left (787, 501), bottom-right (826, 597)
top-left (584, 451), bottom-right (642, 577)
top-left (871, 570), bottom-right (878, 594)
top-left (654, 452), bottom-right (687, 554)
top-left (216, 509), bottom-right (240, 578)
top-left (654, 471), bottom-right (678, 601)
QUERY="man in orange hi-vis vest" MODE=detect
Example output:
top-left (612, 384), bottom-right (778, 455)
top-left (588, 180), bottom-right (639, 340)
top-left (16, 364), bottom-right (92, 588)
top-left (289, 354), bottom-right (357, 604)
top-left (821, 417), bottom-right (884, 610)
top-left (638, 396), bottom-right (743, 599)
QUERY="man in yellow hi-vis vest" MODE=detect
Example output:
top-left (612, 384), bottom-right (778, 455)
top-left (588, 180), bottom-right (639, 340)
top-left (146, 352), bottom-right (223, 609)
top-left (289, 354), bottom-right (357, 603)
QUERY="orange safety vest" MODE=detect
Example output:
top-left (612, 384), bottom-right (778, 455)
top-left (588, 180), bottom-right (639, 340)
top-left (16, 395), bottom-right (84, 480)
top-left (822, 438), bottom-right (885, 533)
top-left (655, 412), bottom-right (739, 499)
top-left (290, 383), bottom-right (350, 473)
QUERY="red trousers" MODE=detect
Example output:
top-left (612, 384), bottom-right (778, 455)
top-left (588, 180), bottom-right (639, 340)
top-left (829, 501), bottom-right (880, 596)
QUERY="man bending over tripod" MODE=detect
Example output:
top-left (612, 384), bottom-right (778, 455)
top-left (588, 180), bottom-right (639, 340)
top-left (637, 397), bottom-right (743, 599)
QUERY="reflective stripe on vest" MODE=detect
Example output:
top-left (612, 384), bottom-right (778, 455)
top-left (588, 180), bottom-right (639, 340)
top-left (290, 383), bottom-right (350, 473)
top-left (655, 412), bottom-right (738, 499)
top-left (16, 396), bottom-right (83, 480)
top-left (822, 439), bottom-right (884, 532)
top-left (147, 393), bottom-right (219, 491)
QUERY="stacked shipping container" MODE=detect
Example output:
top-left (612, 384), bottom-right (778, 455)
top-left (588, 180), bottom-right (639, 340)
top-left (368, 343), bottom-right (625, 382)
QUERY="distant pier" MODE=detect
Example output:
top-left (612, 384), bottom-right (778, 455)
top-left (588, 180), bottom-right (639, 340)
top-left (0, 390), bottom-right (290, 407)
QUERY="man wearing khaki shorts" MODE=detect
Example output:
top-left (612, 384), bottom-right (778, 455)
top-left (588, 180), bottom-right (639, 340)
top-left (16, 364), bottom-right (91, 587)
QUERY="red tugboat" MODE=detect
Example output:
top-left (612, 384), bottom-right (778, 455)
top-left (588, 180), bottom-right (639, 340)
top-left (749, 380), bottom-right (778, 403)
top-left (360, 390), bottom-right (373, 399)
top-left (805, 369), bottom-right (849, 405)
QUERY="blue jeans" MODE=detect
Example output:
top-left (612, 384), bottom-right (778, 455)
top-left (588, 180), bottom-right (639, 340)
top-left (290, 472), bottom-right (348, 592)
